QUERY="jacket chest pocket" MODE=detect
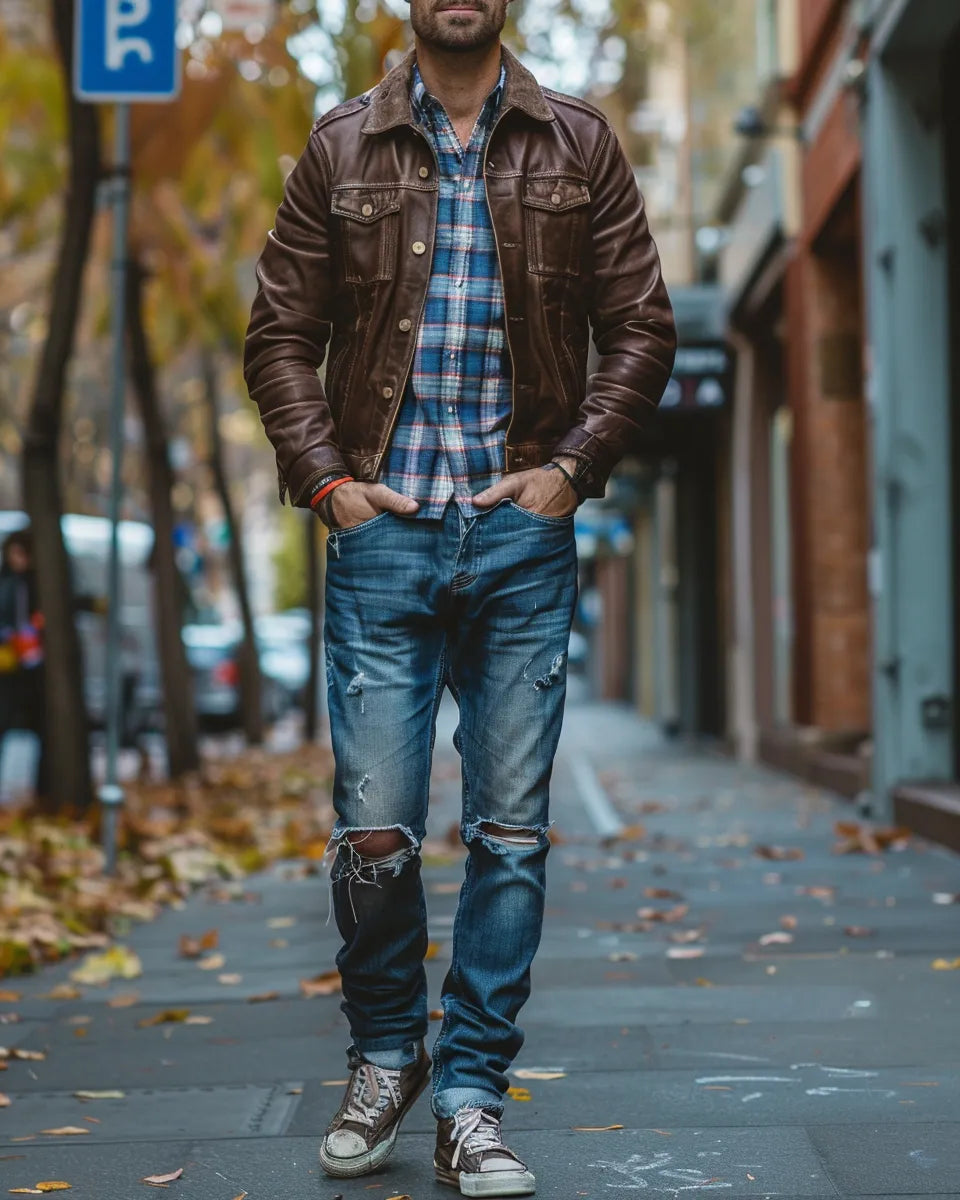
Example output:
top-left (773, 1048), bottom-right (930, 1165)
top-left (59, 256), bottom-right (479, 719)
top-left (331, 187), bottom-right (401, 284)
top-left (522, 176), bottom-right (590, 277)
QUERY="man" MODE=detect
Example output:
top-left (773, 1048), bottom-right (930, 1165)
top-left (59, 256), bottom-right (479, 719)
top-left (244, 0), bottom-right (675, 1192)
top-left (0, 531), bottom-right (47, 800)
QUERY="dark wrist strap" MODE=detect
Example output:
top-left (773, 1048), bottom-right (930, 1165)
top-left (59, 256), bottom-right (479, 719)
top-left (545, 460), bottom-right (583, 502)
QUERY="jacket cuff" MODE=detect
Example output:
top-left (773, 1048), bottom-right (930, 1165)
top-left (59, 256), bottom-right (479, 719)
top-left (284, 446), bottom-right (350, 508)
top-left (551, 433), bottom-right (609, 499)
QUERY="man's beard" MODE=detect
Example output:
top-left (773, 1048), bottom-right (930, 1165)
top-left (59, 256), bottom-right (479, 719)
top-left (410, 0), bottom-right (508, 52)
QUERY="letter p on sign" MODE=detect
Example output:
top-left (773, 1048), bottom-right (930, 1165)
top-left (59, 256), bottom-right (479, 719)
top-left (75, 0), bottom-right (179, 102)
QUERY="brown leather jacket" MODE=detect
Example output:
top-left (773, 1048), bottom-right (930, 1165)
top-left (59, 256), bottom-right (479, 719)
top-left (244, 46), bottom-right (676, 507)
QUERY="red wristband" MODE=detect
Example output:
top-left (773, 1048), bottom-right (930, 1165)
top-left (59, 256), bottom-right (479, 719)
top-left (310, 475), bottom-right (353, 510)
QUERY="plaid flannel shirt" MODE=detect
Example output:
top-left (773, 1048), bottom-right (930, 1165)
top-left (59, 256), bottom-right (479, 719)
top-left (379, 64), bottom-right (512, 519)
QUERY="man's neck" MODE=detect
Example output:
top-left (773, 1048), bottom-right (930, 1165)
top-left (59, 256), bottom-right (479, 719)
top-left (413, 39), bottom-right (503, 126)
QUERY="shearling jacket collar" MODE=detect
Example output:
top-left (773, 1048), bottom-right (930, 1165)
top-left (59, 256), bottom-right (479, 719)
top-left (361, 43), bottom-right (555, 134)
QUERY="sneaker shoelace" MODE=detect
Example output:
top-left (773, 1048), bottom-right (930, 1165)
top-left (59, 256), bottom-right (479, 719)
top-left (450, 1108), bottom-right (511, 1170)
top-left (342, 1063), bottom-right (403, 1128)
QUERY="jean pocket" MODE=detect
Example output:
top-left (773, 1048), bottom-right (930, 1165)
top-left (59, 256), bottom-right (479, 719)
top-left (327, 510), bottom-right (393, 539)
top-left (507, 500), bottom-right (575, 525)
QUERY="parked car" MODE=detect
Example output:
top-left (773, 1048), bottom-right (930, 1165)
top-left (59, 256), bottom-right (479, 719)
top-left (0, 510), bottom-right (157, 745)
top-left (182, 610), bottom-right (312, 730)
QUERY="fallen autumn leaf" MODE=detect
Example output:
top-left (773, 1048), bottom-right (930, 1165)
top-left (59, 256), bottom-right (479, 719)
top-left (141, 1169), bottom-right (184, 1187)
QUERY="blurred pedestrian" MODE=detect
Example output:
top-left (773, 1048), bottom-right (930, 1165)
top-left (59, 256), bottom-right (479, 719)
top-left (0, 530), bottom-right (48, 801)
top-left (245, 0), bottom-right (675, 1192)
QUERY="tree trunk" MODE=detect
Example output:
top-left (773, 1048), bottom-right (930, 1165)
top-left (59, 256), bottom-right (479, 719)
top-left (202, 351), bottom-right (263, 745)
top-left (126, 260), bottom-right (200, 776)
top-left (20, 0), bottom-right (99, 812)
top-left (305, 515), bottom-right (322, 742)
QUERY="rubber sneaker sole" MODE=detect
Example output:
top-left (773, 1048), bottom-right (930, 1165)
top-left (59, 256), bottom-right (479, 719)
top-left (435, 1161), bottom-right (537, 1197)
top-left (319, 1069), bottom-right (428, 1179)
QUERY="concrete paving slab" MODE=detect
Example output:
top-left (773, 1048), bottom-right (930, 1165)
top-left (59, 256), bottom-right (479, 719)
top-left (0, 1129), bottom-right (836, 1200)
top-left (0, 1083), bottom-right (302, 1145)
top-left (808, 1123), bottom-right (960, 1195)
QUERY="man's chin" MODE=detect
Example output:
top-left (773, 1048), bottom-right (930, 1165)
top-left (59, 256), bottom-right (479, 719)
top-left (421, 26), bottom-right (500, 51)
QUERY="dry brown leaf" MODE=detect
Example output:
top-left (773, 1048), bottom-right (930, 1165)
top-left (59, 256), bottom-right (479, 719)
top-left (424, 942), bottom-right (441, 960)
top-left (780, 914), bottom-right (798, 929)
top-left (137, 1010), bottom-right (191, 1028)
top-left (636, 904), bottom-right (689, 924)
top-left (11, 1050), bottom-right (45, 1062)
top-left (39, 1128), bottom-right (89, 1137)
top-left (572, 1124), bottom-right (624, 1131)
top-left (107, 993), bottom-right (140, 1009)
top-left (429, 1008), bottom-right (444, 1020)
top-left (931, 957), bottom-right (960, 970)
top-left (35, 1186), bottom-right (72, 1193)
top-left (796, 885), bottom-right (834, 900)
top-left (196, 954), bottom-right (226, 972)
top-left (178, 930), bottom-right (219, 959)
top-left (141, 1169), bottom-right (183, 1187)
top-left (0, 991), bottom-right (21, 1003)
top-left (430, 882), bottom-right (461, 895)
top-left (44, 986), bottom-right (82, 1001)
top-left (300, 971), bottom-right (341, 998)
top-left (247, 992), bottom-right (280, 1004)
top-left (506, 1086), bottom-right (531, 1101)
top-left (754, 845), bottom-right (804, 861)
top-left (843, 926), bottom-right (875, 938)
top-left (643, 887), bottom-right (684, 900)
top-left (0, 1093), bottom-right (10, 1107)
top-left (833, 821), bottom-right (910, 855)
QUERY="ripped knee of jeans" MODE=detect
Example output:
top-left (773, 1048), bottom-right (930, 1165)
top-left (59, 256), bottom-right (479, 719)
top-left (328, 825), bottom-right (420, 884)
top-left (463, 819), bottom-right (552, 855)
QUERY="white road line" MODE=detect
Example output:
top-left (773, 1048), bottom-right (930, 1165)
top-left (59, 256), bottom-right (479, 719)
top-left (567, 752), bottom-right (624, 840)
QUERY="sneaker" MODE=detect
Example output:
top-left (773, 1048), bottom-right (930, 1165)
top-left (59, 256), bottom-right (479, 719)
top-left (319, 1044), bottom-right (430, 1178)
top-left (434, 1107), bottom-right (536, 1197)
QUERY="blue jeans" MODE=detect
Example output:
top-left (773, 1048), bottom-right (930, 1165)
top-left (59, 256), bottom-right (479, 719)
top-left (324, 498), bottom-right (578, 1118)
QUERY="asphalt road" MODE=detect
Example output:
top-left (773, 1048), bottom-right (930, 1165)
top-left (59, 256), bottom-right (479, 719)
top-left (2, 697), bottom-right (960, 1198)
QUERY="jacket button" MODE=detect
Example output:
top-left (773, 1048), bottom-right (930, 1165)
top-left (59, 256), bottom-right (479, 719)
top-left (550, 192), bottom-right (561, 206)
top-left (382, 385), bottom-right (394, 399)
top-left (418, 166), bottom-right (430, 179)
top-left (412, 240), bottom-right (426, 255)
top-left (361, 202), bottom-right (373, 217)
top-left (398, 318), bottom-right (412, 332)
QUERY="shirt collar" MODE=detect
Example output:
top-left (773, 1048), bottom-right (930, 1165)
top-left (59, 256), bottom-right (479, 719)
top-left (411, 61), bottom-right (506, 125)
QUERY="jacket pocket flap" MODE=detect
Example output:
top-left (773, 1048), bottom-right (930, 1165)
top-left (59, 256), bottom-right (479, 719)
top-left (331, 188), bottom-right (401, 223)
top-left (522, 176), bottom-right (590, 212)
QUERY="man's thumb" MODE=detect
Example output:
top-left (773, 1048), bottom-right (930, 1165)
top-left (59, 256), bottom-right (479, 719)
top-left (374, 484), bottom-right (419, 514)
top-left (472, 477), bottom-right (516, 507)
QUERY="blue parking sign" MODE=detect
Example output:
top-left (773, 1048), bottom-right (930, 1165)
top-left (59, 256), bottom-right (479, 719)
top-left (75, 0), bottom-right (180, 102)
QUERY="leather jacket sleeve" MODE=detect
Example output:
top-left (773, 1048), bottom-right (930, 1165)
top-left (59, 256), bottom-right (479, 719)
top-left (243, 131), bottom-right (347, 506)
top-left (553, 126), bottom-right (677, 497)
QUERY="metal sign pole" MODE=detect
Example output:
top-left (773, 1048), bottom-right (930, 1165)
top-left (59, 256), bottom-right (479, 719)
top-left (100, 102), bottom-right (131, 874)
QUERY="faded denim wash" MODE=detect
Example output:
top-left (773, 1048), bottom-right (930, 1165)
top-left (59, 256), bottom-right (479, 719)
top-left (324, 498), bottom-right (578, 1117)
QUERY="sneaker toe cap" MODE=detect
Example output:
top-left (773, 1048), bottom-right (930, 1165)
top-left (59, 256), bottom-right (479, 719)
top-left (324, 1129), bottom-right (369, 1159)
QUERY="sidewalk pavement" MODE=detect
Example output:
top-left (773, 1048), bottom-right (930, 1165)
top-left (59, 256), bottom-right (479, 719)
top-left (2, 697), bottom-right (960, 1199)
